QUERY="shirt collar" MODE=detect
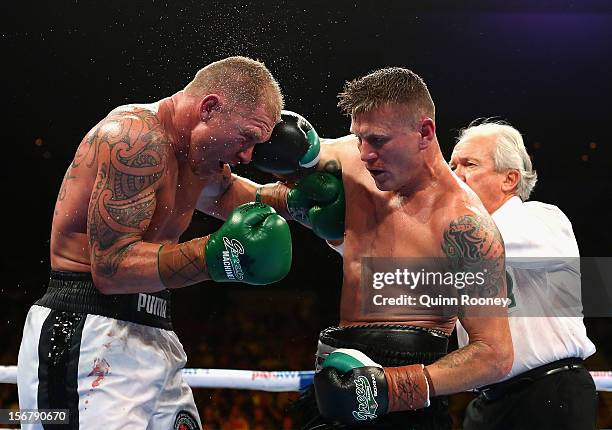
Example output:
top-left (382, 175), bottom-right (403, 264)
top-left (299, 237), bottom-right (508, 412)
top-left (492, 195), bottom-right (522, 221)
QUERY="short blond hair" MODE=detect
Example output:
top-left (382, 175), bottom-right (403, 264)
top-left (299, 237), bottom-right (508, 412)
top-left (338, 67), bottom-right (435, 123)
top-left (184, 56), bottom-right (283, 120)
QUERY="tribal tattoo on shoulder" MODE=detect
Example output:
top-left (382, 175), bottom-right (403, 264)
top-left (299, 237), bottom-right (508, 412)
top-left (57, 167), bottom-right (76, 202)
top-left (87, 109), bottom-right (168, 277)
top-left (441, 214), bottom-right (505, 298)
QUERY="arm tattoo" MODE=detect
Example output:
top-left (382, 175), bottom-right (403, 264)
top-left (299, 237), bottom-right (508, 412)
top-left (87, 109), bottom-right (167, 277)
top-left (433, 342), bottom-right (488, 370)
top-left (433, 215), bottom-right (507, 372)
top-left (57, 168), bottom-right (76, 202)
top-left (442, 214), bottom-right (505, 298)
top-left (322, 159), bottom-right (341, 175)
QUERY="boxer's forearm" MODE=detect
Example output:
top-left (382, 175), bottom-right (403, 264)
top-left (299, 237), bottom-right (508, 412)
top-left (197, 174), bottom-right (264, 220)
top-left (91, 240), bottom-right (167, 294)
top-left (198, 173), bottom-right (293, 221)
top-left (198, 141), bottom-right (342, 220)
top-left (424, 330), bottom-right (513, 395)
top-left (256, 182), bottom-right (292, 220)
top-left (91, 238), bottom-right (211, 294)
top-left (210, 175), bottom-right (262, 219)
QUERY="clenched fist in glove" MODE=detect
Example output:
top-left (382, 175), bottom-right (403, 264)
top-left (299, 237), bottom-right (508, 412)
top-left (252, 110), bottom-right (321, 175)
top-left (314, 348), bottom-right (433, 424)
top-left (158, 202), bottom-right (292, 288)
top-left (256, 171), bottom-right (345, 241)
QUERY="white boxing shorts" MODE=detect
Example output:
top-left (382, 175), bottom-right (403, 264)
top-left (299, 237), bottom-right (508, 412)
top-left (17, 271), bottom-right (201, 430)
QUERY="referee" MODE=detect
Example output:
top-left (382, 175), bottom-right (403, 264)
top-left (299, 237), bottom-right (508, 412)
top-left (450, 120), bottom-right (597, 430)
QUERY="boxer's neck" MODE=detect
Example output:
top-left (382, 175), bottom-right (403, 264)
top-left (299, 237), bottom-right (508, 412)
top-left (395, 140), bottom-right (447, 199)
top-left (158, 91), bottom-right (196, 162)
top-left (162, 91), bottom-right (235, 178)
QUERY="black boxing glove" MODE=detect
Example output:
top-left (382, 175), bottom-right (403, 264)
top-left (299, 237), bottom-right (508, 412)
top-left (315, 348), bottom-right (390, 423)
top-left (314, 348), bottom-right (431, 425)
top-left (251, 110), bottom-right (320, 175)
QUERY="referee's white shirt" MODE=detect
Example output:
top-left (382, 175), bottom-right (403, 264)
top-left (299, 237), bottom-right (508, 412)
top-left (457, 196), bottom-right (596, 381)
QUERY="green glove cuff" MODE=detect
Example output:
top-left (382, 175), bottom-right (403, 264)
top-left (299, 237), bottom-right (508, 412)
top-left (299, 128), bottom-right (321, 168)
top-left (322, 348), bottom-right (382, 373)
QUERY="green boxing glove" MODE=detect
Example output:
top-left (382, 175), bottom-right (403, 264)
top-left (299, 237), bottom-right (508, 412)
top-left (287, 171), bottom-right (345, 241)
top-left (205, 202), bottom-right (292, 285)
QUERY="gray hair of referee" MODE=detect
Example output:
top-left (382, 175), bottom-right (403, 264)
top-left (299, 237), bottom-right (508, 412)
top-left (457, 121), bottom-right (538, 201)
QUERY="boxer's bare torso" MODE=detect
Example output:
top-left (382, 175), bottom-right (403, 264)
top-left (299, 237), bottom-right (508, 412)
top-left (321, 135), bottom-right (503, 335)
top-left (50, 102), bottom-right (227, 274)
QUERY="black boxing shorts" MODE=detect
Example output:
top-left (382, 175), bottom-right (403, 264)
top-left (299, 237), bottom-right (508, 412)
top-left (293, 324), bottom-right (452, 430)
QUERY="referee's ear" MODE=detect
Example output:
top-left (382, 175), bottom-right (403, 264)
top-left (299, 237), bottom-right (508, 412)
top-left (502, 169), bottom-right (520, 194)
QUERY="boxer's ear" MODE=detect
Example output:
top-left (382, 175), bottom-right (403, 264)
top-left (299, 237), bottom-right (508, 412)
top-left (200, 95), bottom-right (222, 122)
top-left (418, 118), bottom-right (435, 150)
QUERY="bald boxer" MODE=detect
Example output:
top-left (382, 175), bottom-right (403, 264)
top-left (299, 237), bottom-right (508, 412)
top-left (450, 121), bottom-right (597, 430)
top-left (250, 68), bottom-right (513, 429)
top-left (17, 56), bottom-right (292, 430)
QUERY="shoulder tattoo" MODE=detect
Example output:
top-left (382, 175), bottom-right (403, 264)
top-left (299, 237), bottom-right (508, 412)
top-left (442, 214), bottom-right (505, 298)
top-left (88, 110), bottom-right (168, 276)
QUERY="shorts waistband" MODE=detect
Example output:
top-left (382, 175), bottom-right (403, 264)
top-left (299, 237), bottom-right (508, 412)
top-left (319, 324), bottom-right (449, 367)
top-left (35, 271), bottom-right (172, 330)
top-left (478, 357), bottom-right (585, 401)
